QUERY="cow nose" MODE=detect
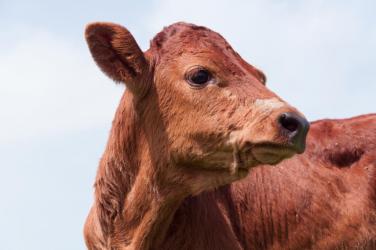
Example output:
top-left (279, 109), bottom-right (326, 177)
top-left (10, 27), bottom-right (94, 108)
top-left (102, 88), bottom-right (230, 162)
top-left (278, 112), bottom-right (310, 154)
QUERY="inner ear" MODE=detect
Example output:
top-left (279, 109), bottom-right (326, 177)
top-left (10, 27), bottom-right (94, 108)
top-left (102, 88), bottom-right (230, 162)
top-left (85, 22), bottom-right (148, 89)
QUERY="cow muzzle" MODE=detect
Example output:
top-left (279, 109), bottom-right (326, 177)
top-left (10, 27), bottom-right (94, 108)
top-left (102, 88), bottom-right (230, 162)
top-left (278, 112), bottom-right (310, 154)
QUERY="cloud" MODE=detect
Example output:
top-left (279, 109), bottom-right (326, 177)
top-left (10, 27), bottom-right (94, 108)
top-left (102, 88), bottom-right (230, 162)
top-left (147, 0), bottom-right (376, 120)
top-left (0, 29), bottom-right (124, 144)
top-left (0, 28), bottom-right (122, 249)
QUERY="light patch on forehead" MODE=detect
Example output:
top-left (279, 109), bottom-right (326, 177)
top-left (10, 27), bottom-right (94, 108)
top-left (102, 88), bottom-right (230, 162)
top-left (254, 98), bottom-right (286, 114)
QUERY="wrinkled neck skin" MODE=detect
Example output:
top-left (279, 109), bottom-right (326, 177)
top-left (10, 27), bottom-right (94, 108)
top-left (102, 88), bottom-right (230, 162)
top-left (85, 91), bottom-right (190, 250)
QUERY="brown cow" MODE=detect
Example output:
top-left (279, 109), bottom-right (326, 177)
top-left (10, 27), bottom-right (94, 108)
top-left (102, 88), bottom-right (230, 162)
top-left (83, 22), bottom-right (375, 249)
top-left (162, 114), bottom-right (376, 250)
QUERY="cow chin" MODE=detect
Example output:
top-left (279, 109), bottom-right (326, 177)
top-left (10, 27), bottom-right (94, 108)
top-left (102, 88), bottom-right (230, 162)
top-left (250, 143), bottom-right (297, 165)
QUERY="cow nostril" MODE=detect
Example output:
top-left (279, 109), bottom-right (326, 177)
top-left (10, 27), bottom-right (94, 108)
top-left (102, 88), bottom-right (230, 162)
top-left (278, 112), bottom-right (310, 154)
top-left (279, 113), bottom-right (299, 133)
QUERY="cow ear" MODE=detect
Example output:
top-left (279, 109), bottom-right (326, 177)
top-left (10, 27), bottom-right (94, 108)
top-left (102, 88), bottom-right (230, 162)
top-left (85, 22), bottom-right (148, 90)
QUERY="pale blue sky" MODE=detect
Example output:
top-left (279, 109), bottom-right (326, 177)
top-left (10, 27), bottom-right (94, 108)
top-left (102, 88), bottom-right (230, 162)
top-left (0, 1), bottom-right (375, 249)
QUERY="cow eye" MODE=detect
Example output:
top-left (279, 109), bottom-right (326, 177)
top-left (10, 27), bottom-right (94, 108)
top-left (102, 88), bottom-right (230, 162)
top-left (186, 68), bottom-right (212, 87)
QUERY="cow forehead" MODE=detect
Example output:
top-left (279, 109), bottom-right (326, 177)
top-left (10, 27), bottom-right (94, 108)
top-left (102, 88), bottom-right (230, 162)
top-left (149, 22), bottom-right (265, 84)
top-left (150, 22), bottom-right (236, 58)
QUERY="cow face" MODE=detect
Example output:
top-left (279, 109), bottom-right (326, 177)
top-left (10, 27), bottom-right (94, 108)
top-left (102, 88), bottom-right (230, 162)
top-left (85, 22), bottom-right (309, 190)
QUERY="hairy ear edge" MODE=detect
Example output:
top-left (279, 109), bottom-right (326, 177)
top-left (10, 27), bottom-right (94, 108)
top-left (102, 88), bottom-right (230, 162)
top-left (85, 22), bottom-right (148, 91)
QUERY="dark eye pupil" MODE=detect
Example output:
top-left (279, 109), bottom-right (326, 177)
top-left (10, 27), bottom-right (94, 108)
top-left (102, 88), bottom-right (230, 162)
top-left (191, 70), bottom-right (210, 85)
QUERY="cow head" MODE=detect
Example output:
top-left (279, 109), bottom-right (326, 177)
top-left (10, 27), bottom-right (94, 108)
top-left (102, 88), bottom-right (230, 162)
top-left (85, 22), bottom-right (309, 193)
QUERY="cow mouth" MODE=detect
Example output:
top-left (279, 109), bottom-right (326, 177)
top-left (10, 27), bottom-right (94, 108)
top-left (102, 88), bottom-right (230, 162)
top-left (235, 143), bottom-right (297, 168)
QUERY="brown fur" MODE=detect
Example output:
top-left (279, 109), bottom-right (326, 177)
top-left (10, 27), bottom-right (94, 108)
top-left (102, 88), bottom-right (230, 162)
top-left (164, 114), bottom-right (376, 250)
top-left (83, 22), bottom-right (376, 249)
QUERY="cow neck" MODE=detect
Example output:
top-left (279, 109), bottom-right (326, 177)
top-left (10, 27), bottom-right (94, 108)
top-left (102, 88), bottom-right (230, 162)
top-left (95, 91), bottom-right (188, 249)
top-left (113, 160), bottom-right (187, 249)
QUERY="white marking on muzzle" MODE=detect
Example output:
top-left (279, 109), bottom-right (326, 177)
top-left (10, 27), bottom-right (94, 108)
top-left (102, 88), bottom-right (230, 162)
top-left (253, 98), bottom-right (286, 114)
